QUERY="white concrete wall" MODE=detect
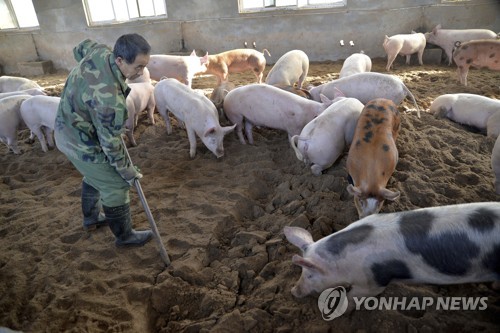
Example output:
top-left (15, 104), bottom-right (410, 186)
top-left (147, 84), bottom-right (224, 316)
top-left (0, 0), bottom-right (499, 74)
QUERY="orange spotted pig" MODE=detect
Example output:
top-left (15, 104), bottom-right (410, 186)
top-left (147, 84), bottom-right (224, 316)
top-left (453, 39), bottom-right (500, 86)
top-left (346, 98), bottom-right (401, 218)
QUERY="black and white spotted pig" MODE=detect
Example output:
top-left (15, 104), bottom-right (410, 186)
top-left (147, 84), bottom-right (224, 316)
top-left (284, 202), bottom-right (500, 303)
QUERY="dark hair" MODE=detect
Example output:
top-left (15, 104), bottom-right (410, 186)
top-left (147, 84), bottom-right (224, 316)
top-left (113, 33), bottom-right (151, 64)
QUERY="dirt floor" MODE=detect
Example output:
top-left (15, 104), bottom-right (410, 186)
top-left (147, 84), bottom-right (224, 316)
top-left (1, 56), bottom-right (500, 332)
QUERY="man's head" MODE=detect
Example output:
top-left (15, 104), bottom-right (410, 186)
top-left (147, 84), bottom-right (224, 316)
top-left (113, 33), bottom-right (151, 81)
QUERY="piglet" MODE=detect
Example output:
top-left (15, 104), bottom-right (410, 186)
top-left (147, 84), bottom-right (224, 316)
top-left (383, 31), bottom-right (426, 71)
top-left (0, 76), bottom-right (42, 92)
top-left (339, 52), bottom-right (372, 78)
top-left (290, 93), bottom-right (363, 175)
top-left (0, 95), bottom-right (32, 154)
top-left (125, 82), bottom-right (156, 146)
top-left (204, 48), bottom-right (271, 84)
top-left (147, 50), bottom-right (209, 87)
top-left (19, 95), bottom-right (60, 152)
top-left (346, 98), bottom-right (401, 218)
top-left (223, 83), bottom-right (333, 145)
top-left (309, 72), bottom-right (420, 118)
top-left (265, 49), bottom-right (309, 88)
top-left (430, 93), bottom-right (500, 138)
top-left (154, 78), bottom-right (235, 158)
top-left (453, 39), bottom-right (500, 86)
top-left (424, 24), bottom-right (498, 65)
top-left (284, 202), bottom-right (500, 304)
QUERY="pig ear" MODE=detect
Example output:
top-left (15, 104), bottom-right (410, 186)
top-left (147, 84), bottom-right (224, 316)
top-left (319, 94), bottom-right (333, 106)
top-left (292, 255), bottom-right (325, 273)
top-left (223, 124), bottom-right (236, 134)
top-left (284, 226), bottom-right (314, 251)
top-left (190, 49), bottom-right (196, 56)
top-left (347, 184), bottom-right (362, 197)
top-left (204, 127), bottom-right (216, 136)
top-left (380, 188), bottom-right (400, 201)
top-left (333, 87), bottom-right (345, 99)
top-left (433, 24), bottom-right (441, 33)
top-left (201, 53), bottom-right (209, 64)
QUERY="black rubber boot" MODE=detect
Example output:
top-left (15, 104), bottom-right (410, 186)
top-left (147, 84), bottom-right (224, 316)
top-left (82, 181), bottom-right (107, 231)
top-left (103, 204), bottom-right (153, 247)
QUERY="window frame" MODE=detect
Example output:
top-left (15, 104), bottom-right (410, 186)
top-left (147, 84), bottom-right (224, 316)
top-left (238, 0), bottom-right (346, 13)
top-left (0, 0), bottom-right (40, 31)
top-left (82, 0), bottom-right (168, 27)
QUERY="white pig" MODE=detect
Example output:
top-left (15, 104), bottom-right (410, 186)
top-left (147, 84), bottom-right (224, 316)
top-left (430, 93), bottom-right (500, 138)
top-left (339, 52), bottom-right (372, 78)
top-left (309, 72), bottom-right (420, 118)
top-left (0, 76), bottom-right (42, 92)
top-left (223, 83), bottom-right (333, 145)
top-left (154, 78), bottom-right (235, 158)
top-left (19, 95), bottom-right (60, 152)
top-left (146, 50), bottom-right (209, 87)
top-left (265, 50), bottom-right (309, 88)
top-left (0, 95), bottom-right (31, 154)
top-left (284, 202), bottom-right (500, 304)
top-left (125, 82), bottom-right (156, 146)
top-left (383, 31), bottom-right (426, 71)
top-left (0, 88), bottom-right (46, 99)
top-left (290, 94), bottom-right (363, 175)
top-left (491, 135), bottom-right (500, 194)
top-left (424, 24), bottom-right (498, 65)
top-left (453, 39), bottom-right (500, 86)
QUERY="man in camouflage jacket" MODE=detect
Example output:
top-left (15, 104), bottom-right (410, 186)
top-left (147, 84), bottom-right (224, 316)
top-left (55, 33), bottom-right (153, 247)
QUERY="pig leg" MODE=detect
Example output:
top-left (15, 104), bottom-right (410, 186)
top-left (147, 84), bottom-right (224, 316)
top-left (457, 66), bottom-right (469, 86)
top-left (30, 126), bottom-right (48, 152)
top-left (186, 128), bottom-right (198, 158)
top-left (4, 136), bottom-right (21, 155)
top-left (125, 114), bottom-right (138, 147)
top-left (226, 114), bottom-right (246, 144)
top-left (244, 120), bottom-right (255, 145)
top-left (158, 107), bottom-right (173, 134)
top-left (44, 127), bottom-right (55, 149)
top-left (311, 164), bottom-right (325, 176)
top-left (25, 131), bottom-right (36, 144)
top-left (386, 53), bottom-right (397, 71)
top-left (147, 97), bottom-right (156, 125)
top-left (126, 129), bottom-right (137, 147)
top-left (417, 48), bottom-right (424, 66)
top-left (405, 54), bottom-right (411, 65)
top-left (255, 71), bottom-right (263, 84)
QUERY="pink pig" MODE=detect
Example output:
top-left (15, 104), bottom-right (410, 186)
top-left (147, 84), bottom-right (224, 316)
top-left (146, 50), bottom-right (209, 87)
top-left (424, 24), bottom-right (498, 65)
top-left (125, 82), bottom-right (156, 146)
top-left (19, 95), bottom-right (60, 153)
top-left (223, 83), bottom-right (333, 145)
top-left (154, 78), bottom-right (235, 159)
top-left (383, 31), bottom-right (426, 71)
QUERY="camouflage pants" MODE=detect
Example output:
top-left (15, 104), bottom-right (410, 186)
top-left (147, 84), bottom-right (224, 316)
top-left (67, 156), bottom-right (131, 207)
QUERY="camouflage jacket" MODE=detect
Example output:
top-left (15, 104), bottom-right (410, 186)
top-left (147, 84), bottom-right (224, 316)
top-left (54, 39), bottom-right (138, 182)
